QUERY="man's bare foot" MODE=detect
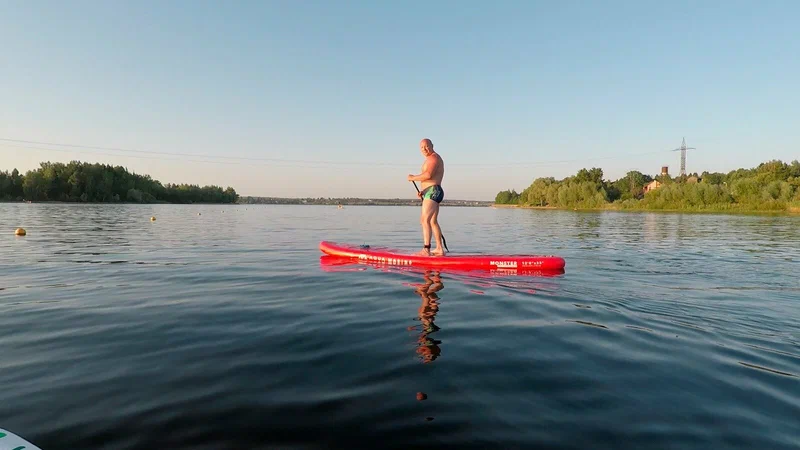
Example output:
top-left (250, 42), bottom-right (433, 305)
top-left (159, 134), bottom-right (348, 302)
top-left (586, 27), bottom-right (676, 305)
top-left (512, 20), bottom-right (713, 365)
top-left (416, 248), bottom-right (431, 256)
top-left (431, 248), bottom-right (446, 256)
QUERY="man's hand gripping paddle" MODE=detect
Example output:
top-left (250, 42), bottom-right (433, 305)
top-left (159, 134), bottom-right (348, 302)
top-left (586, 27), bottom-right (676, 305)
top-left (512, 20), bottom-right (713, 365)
top-left (412, 181), bottom-right (449, 253)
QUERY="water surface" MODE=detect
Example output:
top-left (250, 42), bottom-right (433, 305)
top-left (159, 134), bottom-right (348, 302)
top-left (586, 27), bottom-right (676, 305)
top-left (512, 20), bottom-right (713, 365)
top-left (1, 204), bottom-right (798, 449)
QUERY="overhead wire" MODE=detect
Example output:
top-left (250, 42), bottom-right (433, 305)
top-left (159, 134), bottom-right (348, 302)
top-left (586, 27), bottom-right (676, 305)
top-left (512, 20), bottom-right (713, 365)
top-left (0, 143), bottom-right (358, 168)
top-left (0, 137), bottom-right (674, 168)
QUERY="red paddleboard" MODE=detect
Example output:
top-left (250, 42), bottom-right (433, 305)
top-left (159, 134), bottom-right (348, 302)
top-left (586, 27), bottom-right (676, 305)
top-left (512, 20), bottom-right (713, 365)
top-left (320, 255), bottom-right (565, 280)
top-left (319, 241), bottom-right (566, 271)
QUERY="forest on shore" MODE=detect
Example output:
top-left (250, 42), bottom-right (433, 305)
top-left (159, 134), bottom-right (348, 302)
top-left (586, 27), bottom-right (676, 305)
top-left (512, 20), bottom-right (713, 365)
top-left (495, 159), bottom-right (800, 212)
top-left (0, 161), bottom-right (239, 204)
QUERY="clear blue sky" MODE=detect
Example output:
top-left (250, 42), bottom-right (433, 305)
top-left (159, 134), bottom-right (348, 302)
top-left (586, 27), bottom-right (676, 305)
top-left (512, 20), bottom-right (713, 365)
top-left (1, 1), bottom-right (798, 200)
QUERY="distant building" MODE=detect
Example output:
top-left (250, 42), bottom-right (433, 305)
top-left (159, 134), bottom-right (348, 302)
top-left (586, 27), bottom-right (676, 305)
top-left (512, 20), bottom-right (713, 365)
top-left (661, 166), bottom-right (669, 177)
top-left (644, 179), bottom-right (662, 193)
top-left (687, 175), bottom-right (700, 183)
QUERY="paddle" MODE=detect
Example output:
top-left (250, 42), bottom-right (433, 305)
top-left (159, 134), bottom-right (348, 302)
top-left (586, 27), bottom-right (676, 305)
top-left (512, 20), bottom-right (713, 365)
top-left (412, 181), bottom-right (449, 253)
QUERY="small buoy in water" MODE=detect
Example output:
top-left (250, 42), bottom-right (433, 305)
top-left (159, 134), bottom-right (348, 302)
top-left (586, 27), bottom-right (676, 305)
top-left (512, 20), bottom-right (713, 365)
top-left (150, 216), bottom-right (156, 221)
top-left (15, 227), bottom-right (26, 236)
top-left (198, 213), bottom-right (201, 216)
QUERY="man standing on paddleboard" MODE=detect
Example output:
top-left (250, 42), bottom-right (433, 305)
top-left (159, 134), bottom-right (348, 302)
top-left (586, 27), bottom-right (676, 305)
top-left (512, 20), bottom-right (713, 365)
top-left (407, 138), bottom-right (446, 256)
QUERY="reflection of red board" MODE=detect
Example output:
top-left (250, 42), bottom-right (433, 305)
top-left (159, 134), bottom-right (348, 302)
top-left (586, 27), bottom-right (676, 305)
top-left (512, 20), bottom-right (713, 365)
top-left (319, 254), bottom-right (565, 278)
top-left (319, 241), bottom-right (566, 271)
top-left (320, 255), bottom-right (564, 297)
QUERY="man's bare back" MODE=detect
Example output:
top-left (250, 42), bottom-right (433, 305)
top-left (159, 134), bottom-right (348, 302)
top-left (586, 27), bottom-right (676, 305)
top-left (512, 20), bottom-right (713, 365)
top-left (419, 153), bottom-right (444, 191)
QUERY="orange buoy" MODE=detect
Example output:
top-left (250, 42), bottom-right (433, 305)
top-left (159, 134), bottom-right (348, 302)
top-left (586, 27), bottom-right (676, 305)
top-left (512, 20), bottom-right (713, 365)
top-left (15, 228), bottom-right (26, 236)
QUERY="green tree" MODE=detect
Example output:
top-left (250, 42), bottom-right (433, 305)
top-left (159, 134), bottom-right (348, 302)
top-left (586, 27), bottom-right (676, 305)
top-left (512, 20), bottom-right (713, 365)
top-left (573, 167), bottom-right (604, 185)
top-left (2, 160), bottom-right (238, 204)
top-left (522, 177), bottom-right (556, 206)
top-left (701, 172), bottom-right (726, 185)
top-left (496, 158), bottom-right (800, 212)
top-left (0, 171), bottom-right (11, 199)
top-left (23, 170), bottom-right (47, 200)
top-left (495, 189), bottom-right (520, 204)
top-left (609, 171), bottom-right (652, 201)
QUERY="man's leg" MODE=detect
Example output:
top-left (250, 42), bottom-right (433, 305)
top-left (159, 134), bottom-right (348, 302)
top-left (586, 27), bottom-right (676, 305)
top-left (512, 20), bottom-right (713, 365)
top-left (429, 202), bottom-right (445, 256)
top-left (418, 199), bottom-right (435, 256)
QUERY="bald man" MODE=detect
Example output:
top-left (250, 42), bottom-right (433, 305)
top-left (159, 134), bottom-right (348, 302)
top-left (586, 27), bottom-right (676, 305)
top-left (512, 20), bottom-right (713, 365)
top-left (407, 138), bottom-right (446, 256)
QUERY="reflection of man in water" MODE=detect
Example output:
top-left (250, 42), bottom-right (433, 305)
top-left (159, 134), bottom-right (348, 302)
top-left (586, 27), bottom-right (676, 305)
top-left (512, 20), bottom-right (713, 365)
top-left (411, 270), bottom-right (443, 363)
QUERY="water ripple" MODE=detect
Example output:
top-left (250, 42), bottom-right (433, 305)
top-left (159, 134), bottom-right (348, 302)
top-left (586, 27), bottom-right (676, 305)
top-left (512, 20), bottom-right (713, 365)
top-left (1, 204), bottom-right (799, 449)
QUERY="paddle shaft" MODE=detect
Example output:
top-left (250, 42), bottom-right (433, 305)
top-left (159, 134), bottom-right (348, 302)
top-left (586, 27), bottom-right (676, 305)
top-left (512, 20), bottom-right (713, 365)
top-left (411, 181), bottom-right (448, 252)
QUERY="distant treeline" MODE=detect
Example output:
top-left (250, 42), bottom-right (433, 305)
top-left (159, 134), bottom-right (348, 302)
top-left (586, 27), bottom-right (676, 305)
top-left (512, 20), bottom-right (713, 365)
top-left (239, 196), bottom-right (418, 206)
top-left (238, 196), bottom-right (493, 206)
top-left (0, 161), bottom-right (238, 204)
top-left (495, 159), bottom-right (800, 212)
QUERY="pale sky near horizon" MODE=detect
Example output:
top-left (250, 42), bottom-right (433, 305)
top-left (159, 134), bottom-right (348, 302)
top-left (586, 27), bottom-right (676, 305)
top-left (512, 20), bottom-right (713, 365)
top-left (1, 1), bottom-right (798, 200)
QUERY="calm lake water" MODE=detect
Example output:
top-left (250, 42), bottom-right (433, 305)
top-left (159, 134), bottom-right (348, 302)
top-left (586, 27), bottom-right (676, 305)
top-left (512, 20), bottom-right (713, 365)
top-left (1, 203), bottom-right (799, 449)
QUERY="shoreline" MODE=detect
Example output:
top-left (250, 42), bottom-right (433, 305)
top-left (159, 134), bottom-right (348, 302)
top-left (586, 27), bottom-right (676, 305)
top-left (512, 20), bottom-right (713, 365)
top-left (4, 199), bottom-right (797, 215)
top-left (0, 200), bottom-right (236, 205)
top-left (492, 203), bottom-right (800, 216)
top-left (1, 199), bottom-right (487, 207)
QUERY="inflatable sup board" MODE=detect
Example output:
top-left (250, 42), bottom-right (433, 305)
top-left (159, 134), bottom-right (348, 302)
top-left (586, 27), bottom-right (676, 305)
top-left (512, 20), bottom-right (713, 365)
top-left (319, 241), bottom-right (566, 271)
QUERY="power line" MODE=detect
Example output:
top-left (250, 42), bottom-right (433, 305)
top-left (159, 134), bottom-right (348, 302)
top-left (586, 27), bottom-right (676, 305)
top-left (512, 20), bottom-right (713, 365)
top-left (0, 138), bottom-right (393, 166)
top-left (0, 137), bottom-right (674, 168)
top-left (0, 144), bottom-right (354, 168)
